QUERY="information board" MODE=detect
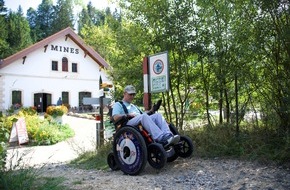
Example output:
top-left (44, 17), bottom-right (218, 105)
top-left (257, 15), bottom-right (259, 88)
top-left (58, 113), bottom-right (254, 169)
top-left (148, 51), bottom-right (169, 93)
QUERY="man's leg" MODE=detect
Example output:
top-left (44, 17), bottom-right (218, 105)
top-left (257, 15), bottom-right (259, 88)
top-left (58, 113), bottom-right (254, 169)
top-left (149, 113), bottom-right (171, 135)
top-left (127, 114), bottom-right (163, 140)
top-left (150, 113), bottom-right (180, 146)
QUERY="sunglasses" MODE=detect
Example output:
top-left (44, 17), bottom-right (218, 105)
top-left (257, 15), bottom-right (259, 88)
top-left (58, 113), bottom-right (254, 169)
top-left (128, 93), bottom-right (136, 96)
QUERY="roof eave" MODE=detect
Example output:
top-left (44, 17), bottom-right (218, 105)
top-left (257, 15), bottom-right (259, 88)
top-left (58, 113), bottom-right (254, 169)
top-left (0, 27), bottom-right (111, 70)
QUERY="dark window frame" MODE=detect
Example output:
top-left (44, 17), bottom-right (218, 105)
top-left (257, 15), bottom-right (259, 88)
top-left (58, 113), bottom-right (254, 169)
top-left (62, 91), bottom-right (69, 105)
top-left (12, 90), bottom-right (22, 106)
top-left (52, 61), bottom-right (58, 71)
top-left (72, 63), bottom-right (78, 73)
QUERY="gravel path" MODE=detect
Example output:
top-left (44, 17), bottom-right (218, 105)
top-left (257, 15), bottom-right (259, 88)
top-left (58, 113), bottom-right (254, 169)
top-left (41, 158), bottom-right (290, 190)
top-left (6, 116), bottom-right (290, 189)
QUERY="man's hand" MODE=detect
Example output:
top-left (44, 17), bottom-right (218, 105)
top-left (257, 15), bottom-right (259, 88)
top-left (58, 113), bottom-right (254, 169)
top-left (127, 113), bottom-right (136, 119)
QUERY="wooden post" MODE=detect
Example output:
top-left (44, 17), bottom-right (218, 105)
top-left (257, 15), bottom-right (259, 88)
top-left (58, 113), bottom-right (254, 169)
top-left (99, 76), bottom-right (104, 146)
top-left (143, 56), bottom-right (151, 110)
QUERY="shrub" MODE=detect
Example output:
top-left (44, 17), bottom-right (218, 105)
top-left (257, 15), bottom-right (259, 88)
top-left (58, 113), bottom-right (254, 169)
top-left (30, 122), bottom-right (74, 145)
top-left (0, 167), bottom-right (66, 190)
top-left (24, 115), bottom-right (74, 145)
top-left (1, 107), bottom-right (74, 147)
top-left (18, 107), bottom-right (37, 116)
top-left (46, 105), bottom-right (68, 118)
top-left (0, 112), bottom-right (10, 170)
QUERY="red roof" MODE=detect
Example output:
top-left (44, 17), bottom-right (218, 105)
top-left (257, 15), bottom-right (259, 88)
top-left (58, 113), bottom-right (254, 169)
top-left (0, 27), bottom-right (110, 69)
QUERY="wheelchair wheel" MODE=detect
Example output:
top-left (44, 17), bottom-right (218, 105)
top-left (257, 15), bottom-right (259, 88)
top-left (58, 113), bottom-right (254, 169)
top-left (113, 126), bottom-right (147, 175)
top-left (175, 135), bottom-right (194, 158)
top-left (107, 151), bottom-right (119, 171)
top-left (147, 143), bottom-right (167, 169)
top-left (166, 147), bottom-right (179, 162)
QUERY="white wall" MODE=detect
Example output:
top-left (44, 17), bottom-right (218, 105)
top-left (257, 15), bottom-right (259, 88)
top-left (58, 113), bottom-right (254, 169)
top-left (0, 35), bottom-right (111, 111)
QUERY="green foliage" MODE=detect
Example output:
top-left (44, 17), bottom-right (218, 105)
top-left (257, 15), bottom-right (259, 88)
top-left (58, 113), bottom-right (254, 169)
top-left (0, 112), bottom-right (10, 170)
top-left (70, 142), bottom-right (112, 170)
top-left (46, 105), bottom-right (68, 118)
top-left (189, 123), bottom-right (290, 165)
top-left (29, 0), bottom-right (55, 41)
top-left (24, 115), bottom-right (74, 145)
top-left (51, 0), bottom-right (74, 34)
top-left (1, 107), bottom-right (74, 146)
top-left (30, 122), bottom-right (74, 145)
top-left (6, 11), bottom-right (32, 53)
top-left (0, 168), bottom-right (67, 190)
top-left (0, 9), bottom-right (32, 59)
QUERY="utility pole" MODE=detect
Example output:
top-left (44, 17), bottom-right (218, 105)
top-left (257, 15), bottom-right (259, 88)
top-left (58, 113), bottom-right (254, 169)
top-left (143, 56), bottom-right (151, 110)
top-left (99, 76), bottom-right (104, 146)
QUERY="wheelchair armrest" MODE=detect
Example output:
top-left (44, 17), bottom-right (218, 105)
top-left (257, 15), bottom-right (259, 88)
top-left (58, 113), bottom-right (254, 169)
top-left (147, 99), bottom-right (162, 115)
top-left (113, 115), bottom-right (128, 127)
top-left (152, 99), bottom-right (162, 112)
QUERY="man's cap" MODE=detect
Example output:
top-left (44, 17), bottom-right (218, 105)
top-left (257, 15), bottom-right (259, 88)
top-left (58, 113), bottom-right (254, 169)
top-left (124, 85), bottom-right (136, 94)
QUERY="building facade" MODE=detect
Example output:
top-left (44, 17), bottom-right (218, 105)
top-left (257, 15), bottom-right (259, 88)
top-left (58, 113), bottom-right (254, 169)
top-left (0, 27), bottom-right (111, 112)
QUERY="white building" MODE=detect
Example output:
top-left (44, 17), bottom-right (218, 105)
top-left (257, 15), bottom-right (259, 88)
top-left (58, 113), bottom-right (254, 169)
top-left (0, 27), bottom-right (111, 112)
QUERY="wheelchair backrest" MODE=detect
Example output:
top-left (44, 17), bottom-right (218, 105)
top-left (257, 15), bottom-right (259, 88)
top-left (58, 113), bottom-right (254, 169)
top-left (108, 101), bottom-right (143, 129)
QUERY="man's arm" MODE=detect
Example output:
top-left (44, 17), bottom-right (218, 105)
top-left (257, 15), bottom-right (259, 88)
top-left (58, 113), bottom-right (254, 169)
top-left (112, 102), bottom-right (128, 121)
top-left (113, 112), bottom-right (136, 121)
top-left (113, 113), bottom-right (127, 122)
top-left (113, 103), bottom-right (140, 121)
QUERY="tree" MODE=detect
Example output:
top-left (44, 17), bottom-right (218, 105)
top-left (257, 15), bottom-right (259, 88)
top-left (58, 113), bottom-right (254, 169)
top-left (51, 0), bottom-right (74, 33)
top-left (77, 2), bottom-right (116, 34)
top-left (116, 0), bottom-right (200, 128)
top-left (80, 0), bottom-right (290, 134)
top-left (0, 0), bottom-right (9, 59)
top-left (252, 0), bottom-right (290, 133)
top-left (35, 0), bottom-right (55, 40)
top-left (5, 7), bottom-right (32, 55)
top-left (80, 18), bottom-right (151, 101)
top-left (77, 4), bottom-right (93, 33)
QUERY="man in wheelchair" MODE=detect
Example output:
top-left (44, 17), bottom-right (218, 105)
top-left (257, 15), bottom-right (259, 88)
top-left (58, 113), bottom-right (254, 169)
top-left (112, 85), bottom-right (180, 147)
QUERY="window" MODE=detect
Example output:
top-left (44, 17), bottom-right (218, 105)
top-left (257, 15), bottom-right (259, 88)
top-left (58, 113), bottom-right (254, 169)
top-left (72, 63), bottom-right (78, 73)
top-left (79, 92), bottom-right (91, 106)
top-left (52, 61), bottom-right (58, 71)
top-left (62, 91), bottom-right (69, 105)
top-left (12, 90), bottom-right (22, 108)
top-left (62, 57), bottom-right (68, 72)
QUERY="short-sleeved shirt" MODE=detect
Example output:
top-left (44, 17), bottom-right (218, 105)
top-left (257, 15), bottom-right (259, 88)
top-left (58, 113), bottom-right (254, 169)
top-left (112, 101), bottom-right (143, 117)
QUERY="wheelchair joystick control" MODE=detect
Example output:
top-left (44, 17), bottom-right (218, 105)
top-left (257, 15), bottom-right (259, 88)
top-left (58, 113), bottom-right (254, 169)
top-left (153, 99), bottom-right (162, 112)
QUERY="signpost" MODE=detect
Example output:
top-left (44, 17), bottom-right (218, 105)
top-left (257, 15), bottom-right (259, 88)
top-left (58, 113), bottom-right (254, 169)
top-left (83, 97), bottom-right (111, 105)
top-left (143, 51), bottom-right (169, 110)
top-left (82, 76), bottom-right (112, 147)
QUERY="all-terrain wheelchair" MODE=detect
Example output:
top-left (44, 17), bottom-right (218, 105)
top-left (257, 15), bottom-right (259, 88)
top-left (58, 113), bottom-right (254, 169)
top-left (107, 100), bottom-right (194, 175)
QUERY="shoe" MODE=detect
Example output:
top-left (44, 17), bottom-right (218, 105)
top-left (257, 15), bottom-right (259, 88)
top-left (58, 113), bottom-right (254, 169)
top-left (171, 135), bottom-right (180, 145)
top-left (159, 134), bottom-right (180, 147)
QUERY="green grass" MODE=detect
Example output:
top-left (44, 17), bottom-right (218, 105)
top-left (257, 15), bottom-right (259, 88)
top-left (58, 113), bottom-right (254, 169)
top-left (188, 123), bottom-right (290, 166)
top-left (69, 142), bottom-right (112, 170)
top-left (0, 168), bottom-right (67, 190)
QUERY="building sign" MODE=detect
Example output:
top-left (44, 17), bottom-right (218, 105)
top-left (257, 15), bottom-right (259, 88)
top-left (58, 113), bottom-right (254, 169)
top-left (149, 51), bottom-right (169, 93)
top-left (50, 44), bottom-right (79, 54)
top-left (9, 118), bottom-right (29, 145)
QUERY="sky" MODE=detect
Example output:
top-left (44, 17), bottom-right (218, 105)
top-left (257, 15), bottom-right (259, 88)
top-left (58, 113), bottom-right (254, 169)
top-left (4, 0), bottom-right (115, 14)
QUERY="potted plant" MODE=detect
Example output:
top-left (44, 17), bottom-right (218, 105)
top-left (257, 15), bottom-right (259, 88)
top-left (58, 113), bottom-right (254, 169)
top-left (46, 105), bottom-right (68, 123)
